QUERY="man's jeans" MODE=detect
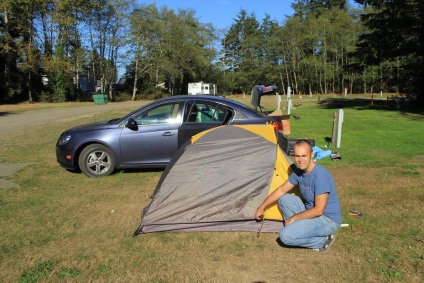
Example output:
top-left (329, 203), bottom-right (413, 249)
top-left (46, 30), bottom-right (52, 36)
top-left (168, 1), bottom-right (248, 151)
top-left (278, 193), bottom-right (341, 249)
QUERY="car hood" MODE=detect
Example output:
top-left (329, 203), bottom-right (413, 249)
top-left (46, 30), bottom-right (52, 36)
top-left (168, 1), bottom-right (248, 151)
top-left (63, 120), bottom-right (118, 134)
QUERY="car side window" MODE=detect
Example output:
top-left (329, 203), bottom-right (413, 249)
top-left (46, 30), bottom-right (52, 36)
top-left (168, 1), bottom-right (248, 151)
top-left (185, 102), bottom-right (231, 123)
top-left (234, 111), bottom-right (248, 120)
top-left (134, 102), bottom-right (180, 125)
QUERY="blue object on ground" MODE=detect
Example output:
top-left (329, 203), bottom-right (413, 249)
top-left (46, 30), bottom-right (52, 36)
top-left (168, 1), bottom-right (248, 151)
top-left (313, 145), bottom-right (332, 160)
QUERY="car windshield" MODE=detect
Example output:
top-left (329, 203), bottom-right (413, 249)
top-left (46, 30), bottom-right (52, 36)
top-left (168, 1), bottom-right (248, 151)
top-left (107, 118), bottom-right (120, 124)
top-left (115, 100), bottom-right (159, 123)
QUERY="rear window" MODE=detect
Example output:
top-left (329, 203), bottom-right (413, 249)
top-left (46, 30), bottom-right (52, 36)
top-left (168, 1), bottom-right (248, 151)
top-left (229, 100), bottom-right (263, 115)
top-left (186, 101), bottom-right (231, 123)
top-left (234, 111), bottom-right (248, 120)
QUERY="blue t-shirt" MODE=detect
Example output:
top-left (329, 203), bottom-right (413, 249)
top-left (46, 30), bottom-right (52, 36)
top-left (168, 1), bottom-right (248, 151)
top-left (288, 164), bottom-right (342, 224)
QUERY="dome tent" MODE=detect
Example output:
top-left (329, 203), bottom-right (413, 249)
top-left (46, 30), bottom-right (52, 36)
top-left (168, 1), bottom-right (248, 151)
top-left (134, 124), bottom-right (296, 235)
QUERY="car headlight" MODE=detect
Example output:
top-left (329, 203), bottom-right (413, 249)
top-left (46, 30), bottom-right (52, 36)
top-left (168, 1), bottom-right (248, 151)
top-left (58, 135), bottom-right (72, 145)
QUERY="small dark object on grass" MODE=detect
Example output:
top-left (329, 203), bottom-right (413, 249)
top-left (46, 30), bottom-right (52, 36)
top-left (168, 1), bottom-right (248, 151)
top-left (349, 208), bottom-right (363, 217)
top-left (293, 113), bottom-right (300, 120)
top-left (331, 152), bottom-right (341, 160)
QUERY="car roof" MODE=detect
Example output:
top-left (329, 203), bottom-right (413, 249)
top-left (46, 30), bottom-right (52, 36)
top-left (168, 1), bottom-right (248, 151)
top-left (162, 95), bottom-right (256, 109)
top-left (118, 95), bottom-right (260, 123)
top-left (160, 95), bottom-right (234, 103)
top-left (144, 95), bottom-right (256, 111)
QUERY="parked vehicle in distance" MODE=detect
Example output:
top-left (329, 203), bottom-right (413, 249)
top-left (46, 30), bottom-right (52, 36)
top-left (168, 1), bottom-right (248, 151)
top-left (56, 95), bottom-right (282, 177)
top-left (188, 81), bottom-right (217, 95)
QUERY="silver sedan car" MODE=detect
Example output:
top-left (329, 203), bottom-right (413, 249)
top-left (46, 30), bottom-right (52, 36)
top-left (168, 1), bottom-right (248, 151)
top-left (56, 95), bottom-right (282, 177)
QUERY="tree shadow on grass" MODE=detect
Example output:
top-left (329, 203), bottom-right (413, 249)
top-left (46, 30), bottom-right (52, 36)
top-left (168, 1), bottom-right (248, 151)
top-left (318, 98), bottom-right (423, 115)
top-left (116, 168), bottom-right (164, 175)
top-left (0, 111), bottom-right (16, 117)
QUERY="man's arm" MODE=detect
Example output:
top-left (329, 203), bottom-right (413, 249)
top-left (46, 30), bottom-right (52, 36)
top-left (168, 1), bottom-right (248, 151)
top-left (255, 180), bottom-right (295, 220)
top-left (284, 193), bottom-right (329, 225)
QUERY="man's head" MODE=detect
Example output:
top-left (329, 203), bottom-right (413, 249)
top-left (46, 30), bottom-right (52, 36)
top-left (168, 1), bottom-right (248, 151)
top-left (293, 140), bottom-right (315, 173)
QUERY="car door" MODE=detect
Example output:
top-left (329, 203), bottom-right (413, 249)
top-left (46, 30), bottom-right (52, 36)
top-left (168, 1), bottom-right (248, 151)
top-left (119, 101), bottom-right (183, 166)
top-left (178, 100), bottom-right (233, 147)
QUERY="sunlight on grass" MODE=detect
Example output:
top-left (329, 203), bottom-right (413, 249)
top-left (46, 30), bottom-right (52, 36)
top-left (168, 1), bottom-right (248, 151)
top-left (1, 97), bottom-right (423, 282)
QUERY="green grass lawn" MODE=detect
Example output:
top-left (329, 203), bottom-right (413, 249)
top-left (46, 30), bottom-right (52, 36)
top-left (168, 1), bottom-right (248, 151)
top-left (0, 95), bottom-right (423, 282)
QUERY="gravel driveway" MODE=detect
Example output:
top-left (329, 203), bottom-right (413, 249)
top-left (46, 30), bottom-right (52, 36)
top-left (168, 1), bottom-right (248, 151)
top-left (0, 101), bottom-right (143, 188)
top-left (0, 101), bottom-right (143, 137)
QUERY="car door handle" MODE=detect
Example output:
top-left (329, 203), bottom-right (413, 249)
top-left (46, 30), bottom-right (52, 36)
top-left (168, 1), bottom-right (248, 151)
top-left (162, 132), bottom-right (174, 136)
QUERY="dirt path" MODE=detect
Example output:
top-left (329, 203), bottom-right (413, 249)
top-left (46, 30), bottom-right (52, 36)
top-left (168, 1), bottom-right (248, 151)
top-left (0, 101), bottom-right (143, 188)
top-left (0, 101), bottom-right (143, 137)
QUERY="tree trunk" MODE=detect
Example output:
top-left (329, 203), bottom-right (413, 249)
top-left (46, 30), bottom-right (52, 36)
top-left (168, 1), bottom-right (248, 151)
top-left (88, 22), bottom-right (97, 92)
top-left (292, 57), bottom-right (298, 94)
top-left (27, 12), bottom-right (34, 103)
top-left (363, 68), bottom-right (367, 94)
top-left (279, 70), bottom-right (286, 95)
top-left (27, 72), bottom-right (33, 103)
top-left (3, 8), bottom-right (11, 96)
top-left (132, 42), bottom-right (139, 101)
top-left (323, 30), bottom-right (327, 94)
top-left (75, 52), bottom-right (80, 95)
top-left (109, 83), bottom-right (113, 99)
top-left (283, 55), bottom-right (290, 89)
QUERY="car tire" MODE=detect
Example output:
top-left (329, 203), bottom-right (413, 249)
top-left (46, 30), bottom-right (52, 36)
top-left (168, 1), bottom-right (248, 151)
top-left (78, 144), bottom-right (116, 177)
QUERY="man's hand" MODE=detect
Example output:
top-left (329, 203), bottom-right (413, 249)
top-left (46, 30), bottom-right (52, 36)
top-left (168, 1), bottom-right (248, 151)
top-left (284, 216), bottom-right (295, 226)
top-left (253, 181), bottom-right (295, 221)
top-left (255, 206), bottom-right (265, 220)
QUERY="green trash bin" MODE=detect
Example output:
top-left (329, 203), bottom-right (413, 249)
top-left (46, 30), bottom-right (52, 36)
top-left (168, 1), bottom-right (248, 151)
top-left (93, 94), bottom-right (108, 104)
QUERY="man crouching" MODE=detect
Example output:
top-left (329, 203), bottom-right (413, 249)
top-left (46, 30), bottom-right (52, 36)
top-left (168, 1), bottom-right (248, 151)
top-left (255, 140), bottom-right (342, 252)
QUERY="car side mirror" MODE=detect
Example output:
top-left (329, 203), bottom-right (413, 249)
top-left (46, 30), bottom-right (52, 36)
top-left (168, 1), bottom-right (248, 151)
top-left (126, 117), bottom-right (138, 129)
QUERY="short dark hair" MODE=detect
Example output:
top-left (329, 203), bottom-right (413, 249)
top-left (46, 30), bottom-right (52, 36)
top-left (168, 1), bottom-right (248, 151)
top-left (294, 139), bottom-right (313, 153)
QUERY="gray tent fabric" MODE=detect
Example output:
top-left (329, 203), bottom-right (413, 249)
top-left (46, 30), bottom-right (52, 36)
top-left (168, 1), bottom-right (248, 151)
top-left (135, 125), bottom-right (292, 234)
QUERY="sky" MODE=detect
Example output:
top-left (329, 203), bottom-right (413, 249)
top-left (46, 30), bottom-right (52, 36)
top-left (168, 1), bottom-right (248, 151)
top-left (137, 0), bottom-right (296, 30)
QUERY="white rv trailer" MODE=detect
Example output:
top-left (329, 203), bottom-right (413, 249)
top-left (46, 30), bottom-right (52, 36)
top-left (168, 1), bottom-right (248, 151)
top-left (188, 81), bottom-right (217, 96)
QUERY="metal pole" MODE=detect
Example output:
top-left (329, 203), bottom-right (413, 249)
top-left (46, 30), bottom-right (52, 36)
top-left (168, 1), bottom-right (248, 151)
top-left (336, 109), bottom-right (344, 148)
top-left (287, 99), bottom-right (292, 115)
top-left (276, 93), bottom-right (281, 110)
top-left (286, 87), bottom-right (291, 115)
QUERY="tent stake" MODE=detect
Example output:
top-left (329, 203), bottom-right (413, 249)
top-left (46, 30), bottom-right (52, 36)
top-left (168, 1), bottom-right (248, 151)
top-left (257, 216), bottom-right (265, 238)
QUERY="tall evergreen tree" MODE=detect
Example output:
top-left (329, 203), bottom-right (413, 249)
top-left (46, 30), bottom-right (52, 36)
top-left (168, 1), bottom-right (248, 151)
top-left (292, 0), bottom-right (348, 19)
top-left (354, 0), bottom-right (424, 107)
top-left (221, 9), bottom-right (262, 93)
top-left (0, 0), bottom-right (35, 103)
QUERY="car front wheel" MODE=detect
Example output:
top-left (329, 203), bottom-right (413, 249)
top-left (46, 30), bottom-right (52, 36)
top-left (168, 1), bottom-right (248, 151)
top-left (78, 144), bottom-right (116, 177)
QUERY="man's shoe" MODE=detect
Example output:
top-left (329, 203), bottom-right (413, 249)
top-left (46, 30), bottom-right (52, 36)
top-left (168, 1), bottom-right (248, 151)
top-left (313, 235), bottom-right (335, 253)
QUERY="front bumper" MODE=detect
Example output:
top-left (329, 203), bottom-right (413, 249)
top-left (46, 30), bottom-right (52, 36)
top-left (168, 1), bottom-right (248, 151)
top-left (56, 144), bottom-right (77, 171)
